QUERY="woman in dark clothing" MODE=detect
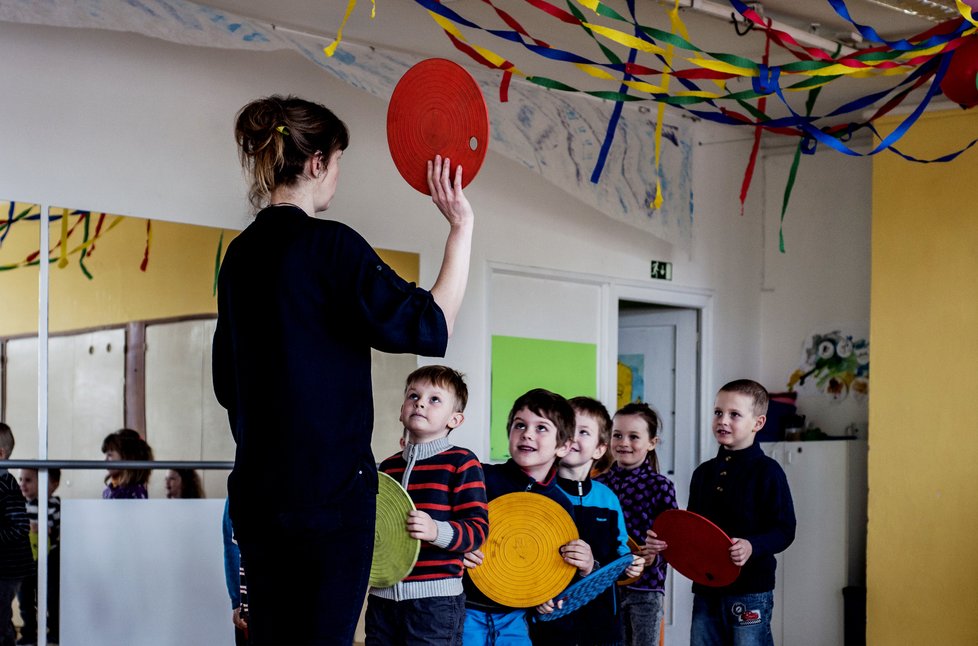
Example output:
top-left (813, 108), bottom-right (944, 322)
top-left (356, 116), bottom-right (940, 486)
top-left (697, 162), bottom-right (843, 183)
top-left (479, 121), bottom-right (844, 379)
top-left (213, 95), bottom-right (474, 645)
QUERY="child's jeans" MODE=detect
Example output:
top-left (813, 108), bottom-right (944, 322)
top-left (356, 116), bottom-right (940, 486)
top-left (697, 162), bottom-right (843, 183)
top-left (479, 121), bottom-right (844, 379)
top-left (463, 608), bottom-right (532, 646)
top-left (619, 588), bottom-right (664, 646)
top-left (690, 591), bottom-right (775, 646)
top-left (364, 593), bottom-right (465, 645)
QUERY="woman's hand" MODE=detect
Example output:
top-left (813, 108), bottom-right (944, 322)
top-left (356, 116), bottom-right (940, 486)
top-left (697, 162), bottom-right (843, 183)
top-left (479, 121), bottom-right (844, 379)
top-left (428, 155), bottom-right (474, 231)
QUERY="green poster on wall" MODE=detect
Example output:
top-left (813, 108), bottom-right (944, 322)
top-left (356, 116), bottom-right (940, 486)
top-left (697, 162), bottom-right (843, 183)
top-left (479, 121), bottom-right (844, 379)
top-left (490, 335), bottom-right (598, 460)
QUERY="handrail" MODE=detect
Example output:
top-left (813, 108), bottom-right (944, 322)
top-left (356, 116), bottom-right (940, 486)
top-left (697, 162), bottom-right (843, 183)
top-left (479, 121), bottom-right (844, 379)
top-left (0, 459), bottom-right (233, 470)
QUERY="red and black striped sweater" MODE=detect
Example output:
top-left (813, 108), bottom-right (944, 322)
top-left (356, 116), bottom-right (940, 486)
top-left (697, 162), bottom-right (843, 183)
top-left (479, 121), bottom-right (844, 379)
top-left (370, 438), bottom-right (488, 601)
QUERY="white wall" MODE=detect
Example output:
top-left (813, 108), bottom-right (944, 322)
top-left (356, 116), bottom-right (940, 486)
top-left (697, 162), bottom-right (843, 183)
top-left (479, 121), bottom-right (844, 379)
top-left (0, 19), bottom-right (869, 456)
top-left (759, 144), bottom-right (872, 436)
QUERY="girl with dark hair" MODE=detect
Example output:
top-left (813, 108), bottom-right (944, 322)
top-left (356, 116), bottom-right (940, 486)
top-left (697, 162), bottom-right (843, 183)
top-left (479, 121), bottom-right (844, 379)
top-left (102, 429), bottom-right (154, 500)
top-left (595, 402), bottom-right (678, 646)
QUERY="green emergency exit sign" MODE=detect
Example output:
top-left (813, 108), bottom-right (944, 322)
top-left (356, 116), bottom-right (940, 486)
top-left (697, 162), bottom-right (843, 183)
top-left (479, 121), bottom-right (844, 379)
top-left (650, 260), bottom-right (672, 280)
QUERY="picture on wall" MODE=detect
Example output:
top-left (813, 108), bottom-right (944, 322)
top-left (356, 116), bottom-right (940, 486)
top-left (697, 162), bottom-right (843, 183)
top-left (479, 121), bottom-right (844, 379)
top-left (490, 335), bottom-right (597, 460)
top-left (617, 354), bottom-right (645, 410)
top-left (788, 329), bottom-right (870, 402)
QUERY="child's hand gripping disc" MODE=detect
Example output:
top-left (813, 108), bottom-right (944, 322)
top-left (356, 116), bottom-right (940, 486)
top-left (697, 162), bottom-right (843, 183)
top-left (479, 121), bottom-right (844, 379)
top-left (386, 58), bottom-right (489, 195)
top-left (652, 509), bottom-right (740, 587)
top-left (467, 492), bottom-right (578, 608)
top-left (538, 554), bottom-right (635, 621)
top-left (617, 536), bottom-right (643, 587)
top-left (369, 472), bottom-right (421, 588)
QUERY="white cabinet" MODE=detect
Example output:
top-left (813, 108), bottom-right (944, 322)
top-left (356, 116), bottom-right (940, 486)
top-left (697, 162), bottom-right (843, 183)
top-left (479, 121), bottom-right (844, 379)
top-left (763, 440), bottom-right (867, 646)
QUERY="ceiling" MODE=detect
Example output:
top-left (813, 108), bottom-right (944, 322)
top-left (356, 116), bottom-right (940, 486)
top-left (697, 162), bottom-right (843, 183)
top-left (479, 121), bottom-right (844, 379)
top-left (199, 0), bottom-right (959, 125)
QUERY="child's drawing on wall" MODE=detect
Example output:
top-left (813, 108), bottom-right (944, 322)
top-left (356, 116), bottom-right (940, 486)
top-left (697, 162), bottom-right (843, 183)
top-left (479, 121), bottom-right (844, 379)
top-left (788, 330), bottom-right (869, 402)
top-left (617, 355), bottom-right (645, 409)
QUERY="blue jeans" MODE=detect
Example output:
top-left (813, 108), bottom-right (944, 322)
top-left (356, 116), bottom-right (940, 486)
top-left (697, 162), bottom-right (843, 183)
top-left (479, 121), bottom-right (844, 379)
top-left (463, 608), bottom-right (531, 645)
top-left (365, 594), bottom-right (466, 645)
top-left (619, 588), bottom-right (663, 646)
top-left (690, 591), bottom-right (775, 646)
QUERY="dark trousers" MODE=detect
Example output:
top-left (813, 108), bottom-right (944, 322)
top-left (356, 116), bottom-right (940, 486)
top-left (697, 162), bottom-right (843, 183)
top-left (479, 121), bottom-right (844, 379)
top-left (0, 578), bottom-right (21, 646)
top-left (17, 547), bottom-right (60, 643)
top-left (236, 494), bottom-right (375, 645)
top-left (364, 594), bottom-right (465, 646)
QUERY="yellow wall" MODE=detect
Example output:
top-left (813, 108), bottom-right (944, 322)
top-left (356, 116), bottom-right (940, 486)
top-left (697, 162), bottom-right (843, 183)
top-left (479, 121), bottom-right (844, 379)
top-left (871, 110), bottom-right (978, 644)
top-left (0, 204), bottom-right (418, 337)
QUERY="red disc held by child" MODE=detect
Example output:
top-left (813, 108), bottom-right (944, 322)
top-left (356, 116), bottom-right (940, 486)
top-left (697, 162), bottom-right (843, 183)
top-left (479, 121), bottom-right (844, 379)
top-left (652, 509), bottom-right (740, 587)
top-left (387, 58), bottom-right (489, 195)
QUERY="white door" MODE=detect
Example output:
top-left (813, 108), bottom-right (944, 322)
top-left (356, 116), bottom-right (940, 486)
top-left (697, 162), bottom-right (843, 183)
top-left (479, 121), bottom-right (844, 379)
top-left (618, 306), bottom-right (698, 645)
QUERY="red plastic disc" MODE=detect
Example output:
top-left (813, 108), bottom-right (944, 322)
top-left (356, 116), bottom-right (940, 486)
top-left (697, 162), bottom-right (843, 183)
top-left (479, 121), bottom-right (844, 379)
top-left (387, 58), bottom-right (489, 195)
top-left (653, 509), bottom-right (740, 587)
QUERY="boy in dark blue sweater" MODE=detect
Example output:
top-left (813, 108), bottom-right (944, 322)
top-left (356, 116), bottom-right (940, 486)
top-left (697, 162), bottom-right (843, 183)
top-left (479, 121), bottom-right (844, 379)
top-left (462, 389), bottom-right (591, 645)
top-left (649, 379), bottom-right (795, 645)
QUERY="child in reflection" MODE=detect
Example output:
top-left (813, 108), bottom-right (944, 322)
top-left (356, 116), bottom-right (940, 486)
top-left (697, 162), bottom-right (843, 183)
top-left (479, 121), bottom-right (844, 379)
top-left (0, 423), bottom-right (34, 646)
top-left (101, 429), bottom-right (154, 499)
top-left (17, 468), bottom-right (61, 645)
top-left (164, 469), bottom-right (205, 499)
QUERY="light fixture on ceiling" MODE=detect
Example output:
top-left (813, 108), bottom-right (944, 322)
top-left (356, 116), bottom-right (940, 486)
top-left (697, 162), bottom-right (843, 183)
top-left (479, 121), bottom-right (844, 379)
top-left (864, 0), bottom-right (961, 22)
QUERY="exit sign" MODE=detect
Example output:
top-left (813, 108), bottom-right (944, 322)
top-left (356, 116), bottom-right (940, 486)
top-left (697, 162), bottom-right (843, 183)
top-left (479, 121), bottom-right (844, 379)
top-left (650, 260), bottom-right (672, 280)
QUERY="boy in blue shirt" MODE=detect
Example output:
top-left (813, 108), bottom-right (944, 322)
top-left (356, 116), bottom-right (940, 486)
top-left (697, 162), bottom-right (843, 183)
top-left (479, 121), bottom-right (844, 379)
top-left (531, 396), bottom-right (644, 645)
top-left (648, 379), bottom-right (796, 645)
top-left (462, 389), bottom-right (595, 645)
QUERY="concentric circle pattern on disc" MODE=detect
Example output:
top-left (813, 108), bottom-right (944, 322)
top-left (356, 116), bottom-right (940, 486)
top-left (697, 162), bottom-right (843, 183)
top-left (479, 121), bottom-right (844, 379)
top-left (387, 58), bottom-right (489, 195)
top-left (468, 492), bottom-right (578, 608)
top-left (369, 472), bottom-right (420, 588)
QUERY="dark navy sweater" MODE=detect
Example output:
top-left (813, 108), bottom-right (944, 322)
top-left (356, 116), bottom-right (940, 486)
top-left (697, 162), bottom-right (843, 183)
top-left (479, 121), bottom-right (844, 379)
top-left (688, 443), bottom-right (796, 595)
top-left (213, 205), bottom-right (448, 537)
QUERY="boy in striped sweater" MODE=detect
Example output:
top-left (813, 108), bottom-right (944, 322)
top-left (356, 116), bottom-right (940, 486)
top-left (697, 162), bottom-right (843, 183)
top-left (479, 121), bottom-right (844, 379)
top-left (365, 366), bottom-right (488, 645)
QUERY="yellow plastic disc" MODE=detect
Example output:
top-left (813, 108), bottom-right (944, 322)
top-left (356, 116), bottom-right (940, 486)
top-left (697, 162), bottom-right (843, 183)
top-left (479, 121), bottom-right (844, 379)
top-left (468, 492), bottom-right (578, 608)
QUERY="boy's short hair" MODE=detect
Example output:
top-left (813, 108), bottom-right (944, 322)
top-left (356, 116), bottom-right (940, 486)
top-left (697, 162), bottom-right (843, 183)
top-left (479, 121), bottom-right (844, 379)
top-left (568, 396), bottom-right (612, 446)
top-left (0, 422), bottom-right (14, 456)
top-left (405, 365), bottom-right (468, 412)
top-left (507, 389), bottom-right (574, 446)
top-left (719, 379), bottom-right (769, 417)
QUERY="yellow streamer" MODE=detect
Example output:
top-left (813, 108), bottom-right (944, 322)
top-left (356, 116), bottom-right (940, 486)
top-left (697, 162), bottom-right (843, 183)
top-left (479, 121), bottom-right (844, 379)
top-left (957, 0), bottom-right (978, 27)
top-left (57, 208), bottom-right (69, 268)
top-left (429, 12), bottom-right (525, 75)
top-left (324, 0), bottom-right (376, 57)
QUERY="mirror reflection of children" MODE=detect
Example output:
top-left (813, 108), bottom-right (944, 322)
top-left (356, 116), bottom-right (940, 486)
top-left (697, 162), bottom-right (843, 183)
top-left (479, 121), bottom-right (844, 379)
top-left (462, 389), bottom-right (585, 645)
top-left (530, 396), bottom-right (644, 645)
top-left (101, 429), bottom-right (154, 500)
top-left (647, 380), bottom-right (796, 646)
top-left (0, 423), bottom-right (35, 646)
top-left (17, 467), bottom-right (61, 645)
top-left (365, 365), bottom-right (488, 645)
top-left (164, 469), bottom-right (205, 499)
top-left (595, 403), bottom-right (678, 646)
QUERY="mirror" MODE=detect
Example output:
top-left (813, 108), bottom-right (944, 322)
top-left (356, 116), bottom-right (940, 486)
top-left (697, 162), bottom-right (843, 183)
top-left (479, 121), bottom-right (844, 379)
top-left (1, 202), bottom-right (419, 499)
